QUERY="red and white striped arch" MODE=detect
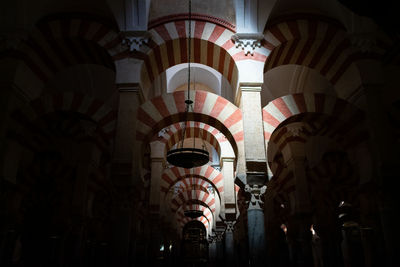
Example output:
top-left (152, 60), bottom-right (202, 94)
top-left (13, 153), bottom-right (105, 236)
top-left (170, 189), bottom-right (216, 213)
top-left (135, 19), bottom-right (269, 94)
top-left (164, 176), bottom-right (221, 225)
top-left (11, 92), bottom-right (117, 144)
top-left (177, 202), bottom-right (214, 226)
top-left (136, 90), bottom-right (243, 158)
top-left (167, 177), bottom-right (213, 195)
top-left (161, 165), bottom-right (223, 195)
top-left (264, 16), bottom-right (381, 86)
top-left (267, 121), bottom-right (313, 161)
top-left (156, 121), bottom-right (229, 157)
top-left (177, 205), bottom-right (213, 231)
top-left (178, 214), bottom-right (211, 231)
top-left (263, 93), bottom-right (367, 159)
top-left (14, 16), bottom-right (121, 85)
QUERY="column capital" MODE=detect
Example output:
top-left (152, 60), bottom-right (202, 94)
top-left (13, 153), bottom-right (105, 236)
top-left (225, 220), bottom-right (236, 232)
top-left (214, 230), bottom-right (224, 242)
top-left (231, 33), bottom-right (263, 56)
top-left (208, 235), bottom-right (217, 243)
top-left (245, 184), bottom-right (267, 210)
top-left (122, 32), bottom-right (151, 52)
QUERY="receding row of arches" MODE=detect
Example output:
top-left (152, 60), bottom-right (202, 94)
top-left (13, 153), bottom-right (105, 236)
top-left (1, 5), bottom-right (398, 267)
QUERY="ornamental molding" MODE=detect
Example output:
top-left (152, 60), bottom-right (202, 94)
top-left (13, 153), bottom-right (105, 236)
top-left (225, 221), bottom-right (236, 232)
top-left (214, 230), bottom-right (224, 242)
top-left (122, 32), bottom-right (151, 52)
top-left (231, 33), bottom-right (264, 56)
top-left (245, 184), bottom-right (267, 210)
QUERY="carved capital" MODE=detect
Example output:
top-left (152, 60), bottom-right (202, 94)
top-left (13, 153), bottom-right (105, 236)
top-left (208, 235), bottom-right (217, 243)
top-left (225, 220), bottom-right (236, 232)
top-left (231, 33), bottom-right (264, 56)
top-left (214, 230), bottom-right (224, 242)
top-left (245, 184), bottom-right (267, 210)
top-left (122, 32), bottom-right (151, 52)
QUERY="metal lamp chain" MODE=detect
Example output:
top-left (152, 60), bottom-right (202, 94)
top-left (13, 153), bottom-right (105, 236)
top-left (180, 0), bottom-right (192, 150)
top-left (187, 0), bottom-right (191, 102)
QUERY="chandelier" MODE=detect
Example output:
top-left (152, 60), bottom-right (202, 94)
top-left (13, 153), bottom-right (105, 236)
top-left (184, 209), bottom-right (203, 219)
top-left (166, 0), bottom-right (209, 169)
top-left (184, 178), bottom-right (204, 219)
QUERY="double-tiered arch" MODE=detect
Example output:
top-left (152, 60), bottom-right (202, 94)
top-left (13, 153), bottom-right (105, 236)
top-left (136, 90), bottom-right (244, 167)
top-left (162, 165), bottom-right (223, 234)
top-left (263, 15), bottom-right (382, 98)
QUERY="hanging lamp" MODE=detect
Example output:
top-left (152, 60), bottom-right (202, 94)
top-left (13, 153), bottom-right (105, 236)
top-left (184, 176), bottom-right (203, 219)
top-left (184, 208), bottom-right (203, 219)
top-left (166, 0), bottom-right (209, 169)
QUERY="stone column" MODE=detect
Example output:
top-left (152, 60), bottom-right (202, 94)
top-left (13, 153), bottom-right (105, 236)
top-left (339, 203), bottom-right (365, 267)
top-left (265, 191), bottom-right (290, 267)
top-left (313, 190), bottom-right (343, 267)
top-left (149, 141), bottom-right (164, 214)
top-left (0, 82), bottom-right (25, 186)
top-left (240, 83), bottom-right (268, 184)
top-left (109, 189), bottom-right (133, 267)
top-left (224, 221), bottom-right (235, 266)
top-left (283, 142), bottom-right (313, 267)
top-left (238, 82), bottom-right (269, 267)
top-left (361, 83), bottom-right (400, 267)
top-left (69, 130), bottom-right (102, 265)
top-left (214, 230), bottom-right (224, 265)
top-left (208, 236), bottom-right (217, 265)
top-left (245, 184), bottom-right (267, 267)
top-left (286, 214), bottom-right (313, 267)
top-left (0, 82), bottom-right (13, 167)
top-left (148, 141), bottom-right (164, 264)
top-left (285, 157), bottom-right (311, 214)
top-left (221, 158), bottom-right (236, 220)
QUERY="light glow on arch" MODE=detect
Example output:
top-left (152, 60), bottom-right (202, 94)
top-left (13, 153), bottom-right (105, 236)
top-left (166, 63), bottom-right (234, 101)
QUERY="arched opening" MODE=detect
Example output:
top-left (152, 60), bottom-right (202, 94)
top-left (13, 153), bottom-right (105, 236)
top-left (181, 220), bottom-right (208, 264)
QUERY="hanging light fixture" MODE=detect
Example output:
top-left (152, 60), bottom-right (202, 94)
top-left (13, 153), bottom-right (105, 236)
top-left (166, 0), bottom-right (209, 169)
top-left (184, 208), bottom-right (203, 219)
top-left (184, 175), bottom-right (203, 219)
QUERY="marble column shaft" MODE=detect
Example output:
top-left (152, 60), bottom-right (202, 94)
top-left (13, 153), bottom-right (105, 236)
top-left (362, 84), bottom-right (400, 267)
top-left (225, 222), bottom-right (235, 266)
top-left (246, 185), bottom-right (267, 267)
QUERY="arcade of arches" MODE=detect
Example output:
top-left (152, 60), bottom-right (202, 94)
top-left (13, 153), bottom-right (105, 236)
top-left (0, 0), bottom-right (399, 267)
